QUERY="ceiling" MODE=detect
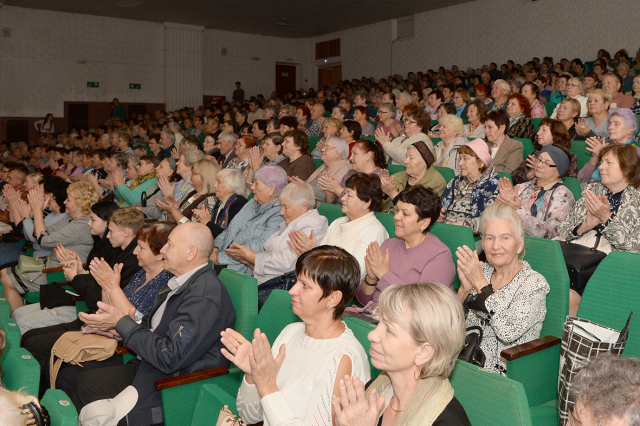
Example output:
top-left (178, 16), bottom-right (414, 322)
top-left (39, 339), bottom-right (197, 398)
top-left (4, 0), bottom-right (474, 38)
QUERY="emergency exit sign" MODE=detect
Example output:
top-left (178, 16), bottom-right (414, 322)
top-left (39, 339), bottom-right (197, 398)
top-left (129, 83), bottom-right (141, 89)
top-left (87, 82), bottom-right (99, 88)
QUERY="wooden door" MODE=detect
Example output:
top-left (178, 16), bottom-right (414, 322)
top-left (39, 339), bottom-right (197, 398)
top-left (68, 103), bottom-right (89, 131)
top-left (318, 69), bottom-right (333, 88)
top-left (276, 64), bottom-right (297, 97)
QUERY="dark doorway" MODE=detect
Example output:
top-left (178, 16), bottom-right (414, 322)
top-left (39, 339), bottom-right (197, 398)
top-left (276, 64), bottom-right (297, 97)
top-left (318, 65), bottom-right (342, 88)
top-left (68, 103), bottom-right (89, 132)
top-left (6, 120), bottom-right (29, 142)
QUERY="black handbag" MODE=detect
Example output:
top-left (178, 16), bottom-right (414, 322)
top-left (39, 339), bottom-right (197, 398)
top-left (559, 240), bottom-right (607, 295)
top-left (140, 187), bottom-right (161, 208)
top-left (458, 326), bottom-right (486, 367)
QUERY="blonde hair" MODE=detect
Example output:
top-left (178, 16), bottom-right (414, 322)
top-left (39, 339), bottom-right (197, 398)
top-left (192, 159), bottom-right (220, 194)
top-left (109, 206), bottom-right (145, 234)
top-left (180, 147), bottom-right (204, 167)
top-left (0, 388), bottom-right (41, 426)
top-left (26, 172), bottom-right (43, 184)
top-left (479, 203), bottom-right (525, 239)
top-left (589, 88), bottom-right (613, 105)
top-left (378, 283), bottom-right (466, 379)
top-left (67, 182), bottom-right (99, 215)
top-left (439, 114), bottom-right (465, 138)
top-left (321, 118), bottom-right (342, 136)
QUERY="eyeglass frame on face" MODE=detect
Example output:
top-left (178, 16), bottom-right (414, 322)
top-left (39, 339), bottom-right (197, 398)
top-left (567, 83), bottom-right (581, 88)
top-left (533, 154), bottom-right (557, 168)
top-left (403, 118), bottom-right (418, 125)
top-left (321, 145), bottom-right (336, 151)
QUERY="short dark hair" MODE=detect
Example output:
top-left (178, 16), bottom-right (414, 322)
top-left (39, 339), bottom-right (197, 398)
top-left (353, 139), bottom-right (387, 170)
top-left (430, 89), bottom-right (444, 102)
top-left (396, 186), bottom-right (441, 233)
top-left (438, 103), bottom-right (457, 115)
top-left (253, 119), bottom-right (267, 133)
top-left (140, 155), bottom-right (160, 168)
top-left (137, 222), bottom-right (176, 255)
top-left (295, 245), bottom-right (361, 320)
top-left (599, 144), bottom-right (640, 188)
top-left (91, 201), bottom-right (120, 223)
top-left (41, 176), bottom-right (70, 212)
top-left (279, 116), bottom-right (299, 130)
top-left (283, 129), bottom-right (310, 154)
top-left (342, 120), bottom-right (362, 140)
top-left (485, 109), bottom-right (509, 131)
top-left (345, 172), bottom-right (382, 212)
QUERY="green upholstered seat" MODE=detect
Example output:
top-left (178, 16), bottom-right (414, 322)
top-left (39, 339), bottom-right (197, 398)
top-left (542, 102), bottom-right (557, 117)
top-left (373, 212), bottom-right (395, 238)
top-left (317, 202), bottom-right (345, 225)
top-left (218, 269), bottom-right (258, 341)
top-left (512, 138), bottom-right (535, 160)
top-left (561, 177), bottom-right (582, 201)
top-left (41, 389), bottom-right (79, 426)
top-left (0, 296), bottom-right (10, 318)
top-left (0, 317), bottom-right (21, 365)
top-left (569, 141), bottom-right (592, 170)
top-left (532, 118), bottom-right (543, 130)
top-left (344, 317), bottom-right (382, 377)
top-left (387, 164), bottom-right (405, 175)
top-left (497, 172), bottom-right (512, 182)
top-left (313, 158), bottom-right (324, 169)
top-left (309, 136), bottom-right (321, 152)
top-left (433, 166), bottom-right (455, 184)
top-left (1, 347), bottom-right (40, 396)
top-left (429, 222), bottom-right (475, 290)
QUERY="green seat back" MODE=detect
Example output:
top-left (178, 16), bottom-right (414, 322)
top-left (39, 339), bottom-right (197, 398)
top-left (561, 177), bottom-right (582, 201)
top-left (578, 251), bottom-right (640, 357)
top-left (309, 136), bottom-right (322, 152)
top-left (433, 166), bottom-right (455, 184)
top-left (531, 118), bottom-right (543, 131)
top-left (323, 111), bottom-right (331, 118)
top-left (47, 270), bottom-right (67, 284)
top-left (313, 158), bottom-right (324, 169)
top-left (369, 120), bottom-right (379, 127)
top-left (0, 317), bottom-right (21, 365)
top-left (0, 296), bottom-right (10, 318)
top-left (218, 269), bottom-right (259, 341)
top-left (254, 290), bottom-right (300, 345)
top-left (191, 384), bottom-right (238, 426)
top-left (343, 317), bottom-right (383, 378)
top-left (497, 172), bottom-right (512, 182)
top-left (317, 202), bottom-right (346, 224)
top-left (569, 141), bottom-right (592, 170)
top-left (450, 360), bottom-right (532, 426)
top-left (1, 348), bottom-right (40, 396)
top-left (513, 138), bottom-right (535, 160)
top-left (522, 237), bottom-right (570, 338)
top-left (247, 191), bottom-right (254, 200)
top-left (41, 389), bottom-right (78, 426)
top-left (622, 84), bottom-right (632, 94)
top-left (636, 115), bottom-right (640, 136)
top-left (543, 102), bottom-right (557, 117)
top-left (361, 136), bottom-right (375, 143)
top-left (431, 137), bottom-right (441, 145)
top-left (387, 164), bottom-right (405, 175)
top-left (429, 223), bottom-right (475, 289)
top-left (197, 134), bottom-right (205, 143)
top-left (584, 61), bottom-right (594, 72)
top-left (373, 212), bottom-right (395, 238)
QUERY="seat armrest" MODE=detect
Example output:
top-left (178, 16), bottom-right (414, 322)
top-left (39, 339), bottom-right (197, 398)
top-left (55, 281), bottom-right (71, 286)
top-left (501, 336), bottom-right (561, 361)
top-left (71, 296), bottom-right (84, 302)
top-left (43, 266), bottom-right (64, 273)
top-left (116, 345), bottom-right (133, 355)
top-left (154, 366), bottom-right (230, 391)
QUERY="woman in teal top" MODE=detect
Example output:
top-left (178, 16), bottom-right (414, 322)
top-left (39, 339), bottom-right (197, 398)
top-left (116, 155), bottom-right (159, 206)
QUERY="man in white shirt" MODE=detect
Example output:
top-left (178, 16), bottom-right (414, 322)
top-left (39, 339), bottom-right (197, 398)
top-left (247, 100), bottom-right (264, 124)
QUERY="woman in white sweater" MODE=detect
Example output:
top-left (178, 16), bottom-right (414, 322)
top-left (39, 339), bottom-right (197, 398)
top-left (288, 173), bottom-right (388, 280)
top-left (221, 246), bottom-right (371, 426)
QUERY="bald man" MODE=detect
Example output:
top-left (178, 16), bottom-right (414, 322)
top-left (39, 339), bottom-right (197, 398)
top-left (72, 223), bottom-right (235, 426)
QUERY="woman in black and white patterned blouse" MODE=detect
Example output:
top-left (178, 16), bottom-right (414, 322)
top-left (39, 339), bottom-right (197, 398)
top-left (455, 203), bottom-right (550, 375)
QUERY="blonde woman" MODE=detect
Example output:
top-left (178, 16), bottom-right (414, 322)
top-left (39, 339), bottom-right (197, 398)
top-left (433, 114), bottom-right (468, 176)
top-left (312, 118), bottom-right (343, 159)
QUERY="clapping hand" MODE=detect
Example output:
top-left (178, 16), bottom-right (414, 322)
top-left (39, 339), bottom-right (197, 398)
top-left (287, 229), bottom-right (316, 255)
top-left (437, 207), bottom-right (446, 223)
top-left (364, 241), bottom-right (390, 280)
top-left (220, 328), bottom-right (254, 374)
top-left (192, 204), bottom-right (211, 224)
top-left (89, 259), bottom-right (122, 292)
top-left (378, 170), bottom-right (397, 198)
top-left (332, 375), bottom-right (384, 426)
top-left (15, 199), bottom-right (33, 219)
top-left (583, 190), bottom-right (611, 228)
top-left (317, 171), bottom-right (343, 196)
top-left (155, 195), bottom-right (179, 213)
top-left (224, 243), bottom-right (255, 264)
top-left (585, 136), bottom-right (607, 165)
top-left (26, 187), bottom-right (48, 212)
top-left (112, 169), bottom-right (126, 187)
top-left (374, 127), bottom-right (392, 145)
top-left (78, 301), bottom-right (134, 332)
top-left (455, 245), bottom-right (487, 294)
top-left (157, 176), bottom-right (177, 199)
top-left (496, 177), bottom-right (521, 209)
top-left (247, 328), bottom-right (285, 395)
top-left (247, 147), bottom-right (264, 171)
top-left (171, 147), bottom-right (180, 160)
top-left (288, 176), bottom-right (304, 183)
top-left (575, 118), bottom-right (591, 138)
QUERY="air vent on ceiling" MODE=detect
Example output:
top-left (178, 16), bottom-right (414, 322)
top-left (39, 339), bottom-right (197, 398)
top-left (393, 16), bottom-right (414, 40)
top-left (316, 38), bottom-right (340, 60)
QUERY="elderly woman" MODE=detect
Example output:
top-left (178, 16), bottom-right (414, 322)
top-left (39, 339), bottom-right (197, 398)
top-left (288, 173), bottom-right (388, 281)
top-left (1, 182), bottom-right (99, 312)
top-left (223, 182), bottom-right (328, 288)
top-left (156, 159), bottom-right (219, 224)
top-left (427, 103), bottom-right (456, 137)
top-left (578, 108), bottom-right (640, 183)
top-left (246, 132), bottom-right (287, 185)
top-left (302, 136), bottom-right (351, 205)
top-left (452, 88), bottom-right (471, 119)
top-left (224, 246), bottom-right (370, 426)
top-left (312, 118), bottom-right (342, 159)
top-left (511, 118), bottom-right (577, 184)
top-left (463, 100), bottom-right (487, 139)
top-left (440, 139), bottom-right (500, 233)
top-left (340, 121), bottom-right (362, 154)
top-left (632, 74), bottom-right (640, 114)
top-left (375, 108), bottom-right (432, 165)
top-left (456, 203), bottom-right (550, 375)
top-left (213, 165), bottom-right (287, 273)
top-left (115, 155), bottom-right (159, 206)
top-left (484, 109), bottom-right (524, 174)
top-left (138, 157), bottom-right (177, 220)
top-left (295, 105), bottom-right (312, 134)
top-left (380, 141), bottom-right (446, 212)
top-left (555, 98), bottom-right (581, 140)
top-left (551, 77), bottom-right (588, 119)
top-left (170, 147), bottom-right (203, 204)
top-left (353, 106), bottom-right (375, 136)
top-left (319, 139), bottom-right (386, 205)
top-left (567, 355), bottom-right (640, 426)
top-left (278, 129), bottom-right (317, 181)
top-left (227, 135), bottom-right (257, 178)
top-left (374, 103), bottom-right (403, 138)
top-left (574, 89), bottom-right (612, 141)
top-left (193, 168), bottom-right (248, 239)
top-left (433, 114), bottom-right (468, 176)
top-left (425, 89), bottom-right (444, 120)
top-left (506, 93), bottom-right (537, 141)
top-left (357, 186), bottom-right (455, 307)
top-left (497, 145), bottom-right (575, 239)
top-left (522, 81), bottom-right (547, 119)
top-left (490, 79), bottom-right (511, 111)
top-left (333, 283), bottom-right (470, 426)
top-left (559, 144), bottom-right (640, 314)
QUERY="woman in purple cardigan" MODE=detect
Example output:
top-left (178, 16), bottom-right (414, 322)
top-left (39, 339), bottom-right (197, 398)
top-left (356, 186), bottom-right (455, 305)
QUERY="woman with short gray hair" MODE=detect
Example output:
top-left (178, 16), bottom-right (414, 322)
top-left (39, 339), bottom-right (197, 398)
top-left (301, 135), bottom-right (352, 205)
top-left (223, 182), bottom-right (329, 285)
top-left (456, 203), bottom-right (549, 375)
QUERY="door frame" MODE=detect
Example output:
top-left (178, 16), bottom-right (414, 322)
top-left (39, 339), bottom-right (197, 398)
top-left (275, 62), bottom-right (301, 95)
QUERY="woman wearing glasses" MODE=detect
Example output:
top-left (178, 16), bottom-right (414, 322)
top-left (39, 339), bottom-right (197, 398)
top-left (374, 108), bottom-right (432, 165)
top-left (495, 145), bottom-right (574, 239)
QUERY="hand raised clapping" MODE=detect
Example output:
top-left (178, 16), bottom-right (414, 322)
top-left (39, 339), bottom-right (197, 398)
top-left (332, 375), bottom-right (385, 426)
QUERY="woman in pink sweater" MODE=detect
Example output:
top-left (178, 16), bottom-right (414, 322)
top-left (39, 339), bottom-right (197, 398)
top-left (356, 185), bottom-right (455, 305)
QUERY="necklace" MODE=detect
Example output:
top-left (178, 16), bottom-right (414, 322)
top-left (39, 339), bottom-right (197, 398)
top-left (389, 396), bottom-right (404, 412)
top-left (318, 322), bottom-right (343, 340)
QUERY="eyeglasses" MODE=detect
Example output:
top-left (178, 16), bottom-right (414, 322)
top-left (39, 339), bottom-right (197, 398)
top-left (533, 154), bottom-right (557, 168)
top-left (403, 119), bottom-right (417, 125)
top-left (567, 83), bottom-right (581, 88)
top-left (321, 146), bottom-right (336, 151)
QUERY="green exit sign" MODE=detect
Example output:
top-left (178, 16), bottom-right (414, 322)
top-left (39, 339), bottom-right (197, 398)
top-left (129, 83), bottom-right (141, 90)
top-left (87, 82), bottom-right (99, 88)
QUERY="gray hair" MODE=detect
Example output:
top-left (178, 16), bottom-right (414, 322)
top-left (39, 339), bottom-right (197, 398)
top-left (568, 77), bottom-right (584, 92)
top-left (332, 106), bottom-right (348, 119)
top-left (326, 135), bottom-right (349, 159)
top-left (379, 102), bottom-right (396, 115)
top-left (479, 203), bottom-right (525, 241)
top-left (264, 105), bottom-right (278, 117)
top-left (168, 121), bottom-right (180, 132)
top-left (511, 76), bottom-right (526, 92)
top-left (161, 131), bottom-right (175, 145)
top-left (609, 108), bottom-right (639, 137)
top-left (494, 79), bottom-right (512, 95)
top-left (218, 168), bottom-right (246, 195)
top-left (254, 165), bottom-right (289, 197)
top-left (279, 182), bottom-right (316, 209)
top-left (570, 355), bottom-right (640, 426)
top-left (101, 133), bottom-right (111, 142)
top-left (180, 146), bottom-right (204, 167)
top-left (398, 91), bottom-right (413, 104)
top-left (218, 131), bottom-right (238, 145)
top-left (355, 90), bottom-right (370, 102)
